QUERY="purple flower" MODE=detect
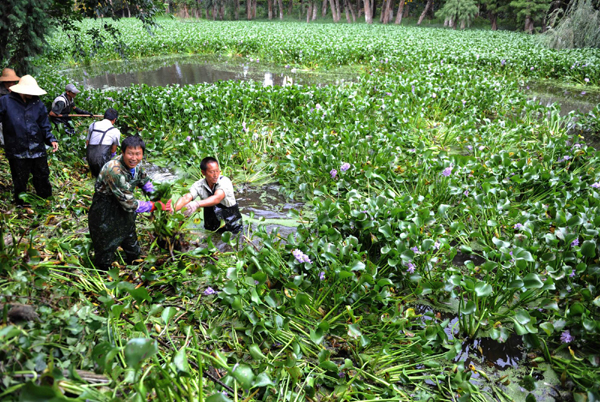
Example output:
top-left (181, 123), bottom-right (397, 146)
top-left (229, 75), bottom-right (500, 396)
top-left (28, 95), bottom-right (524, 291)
top-left (408, 148), bottom-right (416, 152)
top-left (571, 238), bottom-right (579, 247)
top-left (292, 249), bottom-right (312, 264)
top-left (406, 262), bottom-right (415, 273)
top-left (467, 145), bottom-right (473, 151)
top-left (592, 182), bottom-right (600, 188)
top-left (501, 59), bottom-right (506, 66)
top-left (570, 269), bottom-right (576, 278)
top-left (479, 146), bottom-right (485, 151)
top-left (330, 169), bottom-right (337, 179)
top-left (442, 166), bottom-right (453, 177)
top-left (186, 136), bottom-right (192, 142)
top-left (204, 287), bottom-right (216, 295)
top-left (530, 67), bottom-right (534, 71)
top-left (560, 330), bottom-right (574, 343)
top-left (242, 122), bottom-right (248, 133)
top-left (411, 85), bottom-right (415, 95)
top-left (434, 241), bottom-right (441, 250)
top-left (86, 96), bottom-right (91, 101)
top-left (582, 91), bottom-right (587, 95)
top-left (514, 223), bottom-right (524, 230)
top-left (585, 78), bottom-right (590, 82)
top-left (411, 246), bottom-right (419, 253)
top-left (285, 65), bottom-right (290, 69)
top-left (319, 271), bottom-right (326, 281)
top-left (340, 163), bottom-right (351, 172)
top-left (106, 97), bottom-right (115, 102)
top-left (463, 190), bottom-right (469, 197)
top-left (385, 92), bottom-right (392, 96)
top-left (338, 371), bottom-right (345, 378)
top-left (462, 99), bottom-right (466, 107)
top-left (315, 103), bottom-right (322, 110)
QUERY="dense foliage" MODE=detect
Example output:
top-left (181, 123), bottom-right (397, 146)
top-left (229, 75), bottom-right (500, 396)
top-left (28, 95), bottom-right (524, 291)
top-left (2, 19), bottom-right (600, 401)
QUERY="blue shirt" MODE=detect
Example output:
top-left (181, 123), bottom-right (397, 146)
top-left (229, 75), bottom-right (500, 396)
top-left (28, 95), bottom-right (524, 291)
top-left (0, 93), bottom-right (57, 159)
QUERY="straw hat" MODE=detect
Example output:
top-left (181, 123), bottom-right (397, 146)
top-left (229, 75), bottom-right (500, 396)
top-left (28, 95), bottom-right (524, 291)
top-left (10, 75), bottom-right (47, 96)
top-left (0, 68), bottom-right (20, 82)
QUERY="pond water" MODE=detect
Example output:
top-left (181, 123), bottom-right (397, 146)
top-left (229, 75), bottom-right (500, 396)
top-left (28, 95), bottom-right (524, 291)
top-left (64, 55), bottom-right (357, 90)
top-left (524, 81), bottom-right (600, 117)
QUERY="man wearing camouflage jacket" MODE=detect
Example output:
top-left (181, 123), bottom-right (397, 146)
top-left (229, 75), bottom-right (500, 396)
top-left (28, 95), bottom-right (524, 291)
top-left (88, 135), bottom-right (172, 271)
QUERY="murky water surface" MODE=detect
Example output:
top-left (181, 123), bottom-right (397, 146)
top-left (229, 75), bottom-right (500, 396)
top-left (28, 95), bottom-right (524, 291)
top-left (524, 81), bottom-right (599, 116)
top-left (63, 55), bottom-right (357, 90)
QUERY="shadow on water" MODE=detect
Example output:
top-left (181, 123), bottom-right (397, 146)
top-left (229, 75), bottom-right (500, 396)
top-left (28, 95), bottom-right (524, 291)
top-left (63, 55), bottom-right (358, 90)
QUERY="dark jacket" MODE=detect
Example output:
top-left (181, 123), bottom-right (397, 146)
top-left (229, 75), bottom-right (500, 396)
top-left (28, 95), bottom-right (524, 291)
top-left (0, 93), bottom-right (57, 159)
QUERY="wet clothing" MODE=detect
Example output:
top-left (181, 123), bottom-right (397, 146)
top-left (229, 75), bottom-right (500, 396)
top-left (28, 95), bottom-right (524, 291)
top-left (0, 93), bottom-right (57, 204)
top-left (50, 92), bottom-right (90, 134)
top-left (88, 157), bottom-right (152, 270)
top-left (189, 176), bottom-right (243, 233)
top-left (86, 119), bottom-right (121, 177)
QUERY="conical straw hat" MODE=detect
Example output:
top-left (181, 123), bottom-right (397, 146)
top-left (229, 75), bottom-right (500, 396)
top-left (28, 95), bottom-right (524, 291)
top-left (0, 68), bottom-right (20, 82)
top-left (10, 75), bottom-right (47, 96)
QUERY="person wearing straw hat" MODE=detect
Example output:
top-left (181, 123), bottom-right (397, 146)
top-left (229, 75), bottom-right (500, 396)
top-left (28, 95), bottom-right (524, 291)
top-left (0, 68), bottom-right (20, 97)
top-left (49, 83), bottom-right (93, 135)
top-left (0, 68), bottom-right (21, 147)
top-left (0, 75), bottom-right (59, 205)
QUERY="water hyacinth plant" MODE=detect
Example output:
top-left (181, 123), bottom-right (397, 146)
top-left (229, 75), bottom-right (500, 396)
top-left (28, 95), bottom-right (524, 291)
top-left (1, 18), bottom-right (600, 402)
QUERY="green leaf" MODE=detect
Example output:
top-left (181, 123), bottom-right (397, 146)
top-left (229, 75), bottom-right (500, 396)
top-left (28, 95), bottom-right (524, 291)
top-left (348, 323), bottom-right (362, 338)
top-left (581, 240), bottom-right (596, 258)
top-left (350, 261), bottom-right (365, 271)
top-left (205, 393), bottom-right (233, 402)
top-left (173, 347), bottom-right (189, 375)
top-left (474, 282), bottom-right (493, 297)
top-left (252, 372), bottom-right (275, 388)
top-left (126, 286), bottom-right (151, 304)
top-left (124, 338), bottom-right (158, 368)
top-left (17, 382), bottom-right (70, 402)
top-left (461, 301), bottom-right (476, 315)
top-left (515, 310), bottom-right (531, 325)
top-left (232, 364), bottom-right (255, 390)
top-left (295, 292), bottom-right (310, 310)
top-left (522, 273), bottom-right (544, 289)
top-left (161, 306), bottom-right (176, 324)
top-left (249, 344), bottom-right (267, 361)
top-left (379, 223), bottom-right (393, 238)
top-left (539, 322), bottom-right (554, 336)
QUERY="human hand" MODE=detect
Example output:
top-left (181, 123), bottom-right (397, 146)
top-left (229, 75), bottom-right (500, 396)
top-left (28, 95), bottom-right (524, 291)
top-left (156, 199), bottom-right (173, 212)
top-left (51, 142), bottom-right (59, 152)
top-left (183, 201), bottom-right (200, 217)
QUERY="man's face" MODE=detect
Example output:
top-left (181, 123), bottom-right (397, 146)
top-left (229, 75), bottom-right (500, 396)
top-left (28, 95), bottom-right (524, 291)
top-left (123, 146), bottom-right (143, 169)
top-left (3, 81), bottom-right (17, 91)
top-left (202, 162), bottom-right (221, 186)
top-left (67, 91), bottom-right (77, 100)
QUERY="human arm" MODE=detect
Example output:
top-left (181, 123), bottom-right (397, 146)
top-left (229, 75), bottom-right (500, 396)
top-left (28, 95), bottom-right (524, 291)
top-left (176, 190), bottom-right (226, 216)
top-left (38, 104), bottom-right (58, 151)
top-left (49, 100), bottom-right (69, 118)
top-left (74, 106), bottom-right (93, 117)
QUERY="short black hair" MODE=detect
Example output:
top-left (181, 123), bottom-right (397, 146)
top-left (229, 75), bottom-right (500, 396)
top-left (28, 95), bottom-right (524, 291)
top-left (104, 108), bottom-right (118, 121)
top-left (121, 135), bottom-right (146, 154)
top-left (200, 157), bottom-right (219, 171)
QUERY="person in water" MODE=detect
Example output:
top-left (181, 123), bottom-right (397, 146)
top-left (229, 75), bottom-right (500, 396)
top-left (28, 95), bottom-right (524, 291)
top-left (174, 157), bottom-right (243, 233)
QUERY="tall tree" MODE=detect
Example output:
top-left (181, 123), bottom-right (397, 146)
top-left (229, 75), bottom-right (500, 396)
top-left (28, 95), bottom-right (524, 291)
top-left (509, 0), bottom-right (551, 32)
top-left (417, 0), bottom-right (433, 24)
top-left (436, 0), bottom-right (478, 28)
top-left (395, 0), bottom-right (405, 23)
top-left (1, 0), bottom-right (161, 71)
top-left (364, 0), bottom-right (373, 22)
top-left (480, 0), bottom-right (509, 29)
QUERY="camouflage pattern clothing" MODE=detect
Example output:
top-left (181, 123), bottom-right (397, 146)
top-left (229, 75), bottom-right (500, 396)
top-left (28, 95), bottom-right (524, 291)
top-left (88, 156), bottom-right (151, 270)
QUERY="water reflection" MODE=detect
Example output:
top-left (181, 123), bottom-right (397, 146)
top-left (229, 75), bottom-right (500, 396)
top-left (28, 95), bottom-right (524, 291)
top-left (524, 81), bottom-right (600, 116)
top-left (66, 54), bottom-right (356, 90)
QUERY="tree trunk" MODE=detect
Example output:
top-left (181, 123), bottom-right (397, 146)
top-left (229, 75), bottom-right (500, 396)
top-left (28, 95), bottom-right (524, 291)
top-left (364, 0), bottom-right (372, 22)
top-left (488, 11), bottom-right (497, 30)
top-left (329, 0), bottom-right (340, 21)
top-left (403, 2), bottom-right (409, 17)
top-left (306, 1), bottom-right (312, 21)
top-left (288, 0), bottom-right (294, 15)
top-left (235, 0), bottom-right (240, 19)
top-left (247, 0), bottom-right (252, 19)
top-left (460, 19), bottom-right (465, 29)
top-left (313, 1), bottom-right (318, 19)
top-left (213, 2), bottom-right (217, 19)
top-left (269, 0), bottom-right (274, 19)
top-left (322, 0), bottom-right (328, 15)
top-left (252, 0), bottom-right (257, 18)
top-left (349, 0), bottom-right (357, 21)
top-left (344, 0), bottom-right (352, 22)
top-left (334, 0), bottom-right (342, 20)
top-left (382, 0), bottom-right (394, 23)
top-left (394, 0), bottom-right (404, 23)
top-left (371, 0), bottom-right (377, 20)
top-left (379, 0), bottom-right (386, 22)
top-left (279, 0), bottom-right (284, 18)
top-left (300, 0), bottom-right (304, 18)
top-left (417, 0), bottom-right (432, 24)
top-left (524, 15), bottom-right (533, 33)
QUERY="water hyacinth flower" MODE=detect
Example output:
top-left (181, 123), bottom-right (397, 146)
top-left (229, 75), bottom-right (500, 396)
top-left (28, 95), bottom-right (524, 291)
top-left (582, 91), bottom-right (587, 95)
top-left (585, 78), bottom-right (590, 82)
top-left (315, 103), bottom-right (323, 110)
top-left (406, 262), bottom-right (415, 273)
top-left (570, 269), bottom-right (576, 278)
top-left (571, 238), bottom-right (579, 247)
top-left (434, 241), bottom-right (441, 250)
top-left (530, 67), bottom-right (534, 71)
top-left (285, 65), bottom-right (290, 69)
top-left (242, 122), bottom-right (248, 133)
top-left (442, 166), bottom-right (453, 177)
top-left (319, 271), bottom-right (326, 281)
top-left (514, 223), bottom-right (524, 230)
top-left (204, 287), bottom-right (216, 295)
top-left (432, 93), bottom-right (437, 99)
top-left (340, 163), bottom-right (351, 172)
top-left (463, 190), bottom-right (469, 197)
top-left (411, 85), bottom-right (415, 95)
top-left (560, 330), bottom-right (574, 343)
top-left (479, 145), bottom-right (485, 151)
top-left (106, 97), bottom-right (115, 102)
top-left (501, 59), bottom-right (506, 66)
top-left (467, 145), bottom-right (473, 151)
top-left (292, 249), bottom-right (312, 264)
top-left (591, 182), bottom-right (600, 188)
top-left (462, 99), bottom-right (466, 107)
top-left (330, 169), bottom-right (337, 179)
top-left (186, 136), bottom-right (192, 142)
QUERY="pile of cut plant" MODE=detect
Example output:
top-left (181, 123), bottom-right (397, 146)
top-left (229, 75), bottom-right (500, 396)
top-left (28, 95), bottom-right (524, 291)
top-left (1, 20), bottom-right (600, 401)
